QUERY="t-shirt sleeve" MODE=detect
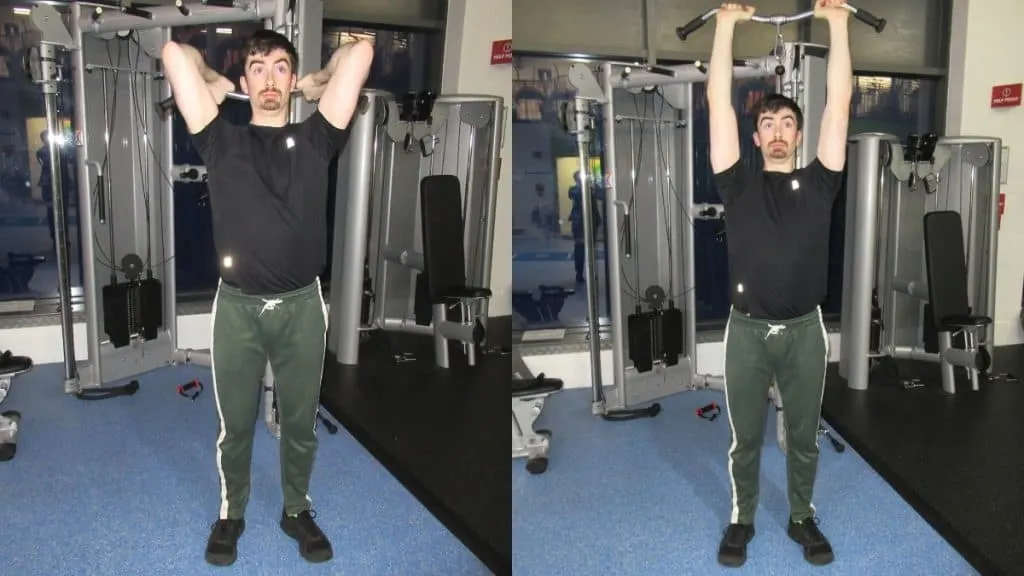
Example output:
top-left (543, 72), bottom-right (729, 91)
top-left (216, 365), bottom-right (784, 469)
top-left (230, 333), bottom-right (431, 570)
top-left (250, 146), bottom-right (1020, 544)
top-left (298, 109), bottom-right (352, 161)
top-left (189, 115), bottom-right (234, 166)
top-left (804, 158), bottom-right (846, 203)
top-left (712, 159), bottom-right (750, 206)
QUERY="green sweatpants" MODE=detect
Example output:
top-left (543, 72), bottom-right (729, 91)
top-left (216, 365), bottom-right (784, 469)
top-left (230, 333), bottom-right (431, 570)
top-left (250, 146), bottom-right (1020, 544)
top-left (723, 306), bottom-right (829, 525)
top-left (211, 278), bottom-right (328, 520)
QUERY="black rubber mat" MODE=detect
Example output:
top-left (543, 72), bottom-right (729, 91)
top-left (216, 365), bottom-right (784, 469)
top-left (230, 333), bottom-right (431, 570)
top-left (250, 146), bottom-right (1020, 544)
top-left (821, 345), bottom-right (1024, 576)
top-left (320, 317), bottom-right (511, 576)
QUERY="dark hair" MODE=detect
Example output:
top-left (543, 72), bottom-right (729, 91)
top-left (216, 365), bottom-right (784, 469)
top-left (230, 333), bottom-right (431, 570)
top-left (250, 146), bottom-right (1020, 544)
top-left (242, 30), bottom-right (299, 73)
top-left (752, 93), bottom-right (803, 131)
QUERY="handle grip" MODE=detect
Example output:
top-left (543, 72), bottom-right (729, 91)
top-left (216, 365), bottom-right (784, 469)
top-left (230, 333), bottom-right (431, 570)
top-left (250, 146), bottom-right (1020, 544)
top-left (623, 213), bottom-right (633, 258)
top-left (848, 5), bottom-right (886, 33)
top-left (96, 174), bottom-right (107, 221)
top-left (676, 10), bottom-right (715, 41)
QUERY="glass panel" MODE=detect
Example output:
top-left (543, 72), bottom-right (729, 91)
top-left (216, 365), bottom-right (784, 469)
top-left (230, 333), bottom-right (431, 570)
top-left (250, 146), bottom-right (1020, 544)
top-left (512, 57), bottom-right (611, 331)
top-left (0, 12), bottom-right (82, 306)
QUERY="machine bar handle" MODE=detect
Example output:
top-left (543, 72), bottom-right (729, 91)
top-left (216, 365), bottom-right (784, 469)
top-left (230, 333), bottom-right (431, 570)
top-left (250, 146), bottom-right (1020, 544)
top-left (676, 4), bottom-right (886, 41)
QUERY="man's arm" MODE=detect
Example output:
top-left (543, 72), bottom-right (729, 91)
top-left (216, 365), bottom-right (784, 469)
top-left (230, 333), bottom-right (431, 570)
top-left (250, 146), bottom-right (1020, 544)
top-left (161, 42), bottom-right (233, 135)
top-left (816, 8), bottom-right (853, 172)
top-left (707, 7), bottom-right (750, 174)
top-left (298, 40), bottom-right (374, 131)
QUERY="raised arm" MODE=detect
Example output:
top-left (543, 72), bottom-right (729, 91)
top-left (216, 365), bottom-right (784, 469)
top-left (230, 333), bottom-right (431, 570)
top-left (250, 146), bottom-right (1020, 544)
top-left (815, 0), bottom-right (853, 171)
top-left (161, 42), bottom-right (233, 134)
top-left (707, 4), bottom-right (754, 174)
top-left (296, 40), bottom-right (374, 131)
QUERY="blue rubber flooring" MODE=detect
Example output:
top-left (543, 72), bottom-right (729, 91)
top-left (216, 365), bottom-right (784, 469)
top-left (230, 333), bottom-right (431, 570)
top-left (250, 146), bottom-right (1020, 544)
top-left (0, 362), bottom-right (488, 576)
top-left (512, 387), bottom-right (978, 575)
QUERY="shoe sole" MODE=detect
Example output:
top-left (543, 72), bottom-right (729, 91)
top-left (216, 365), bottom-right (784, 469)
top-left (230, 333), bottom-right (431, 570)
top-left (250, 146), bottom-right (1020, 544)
top-left (204, 552), bottom-right (237, 567)
top-left (717, 554), bottom-right (747, 568)
top-left (280, 519), bottom-right (334, 563)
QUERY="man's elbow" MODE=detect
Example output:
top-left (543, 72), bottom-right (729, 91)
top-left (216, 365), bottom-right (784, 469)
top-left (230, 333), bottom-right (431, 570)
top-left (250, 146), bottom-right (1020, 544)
top-left (161, 41), bottom-right (182, 62)
top-left (350, 40), bottom-right (374, 78)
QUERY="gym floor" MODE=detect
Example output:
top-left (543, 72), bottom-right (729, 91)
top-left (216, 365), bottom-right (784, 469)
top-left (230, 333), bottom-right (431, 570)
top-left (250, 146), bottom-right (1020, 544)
top-left (512, 387), bottom-right (978, 575)
top-left (0, 361), bottom-right (490, 575)
top-left (822, 345), bottom-right (1024, 576)
top-left (321, 322), bottom-right (512, 576)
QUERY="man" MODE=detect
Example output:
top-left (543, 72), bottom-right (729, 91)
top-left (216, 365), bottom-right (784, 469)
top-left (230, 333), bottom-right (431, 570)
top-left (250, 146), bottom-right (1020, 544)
top-left (706, 0), bottom-right (852, 568)
top-left (161, 30), bottom-right (373, 566)
top-left (568, 170), bottom-right (604, 283)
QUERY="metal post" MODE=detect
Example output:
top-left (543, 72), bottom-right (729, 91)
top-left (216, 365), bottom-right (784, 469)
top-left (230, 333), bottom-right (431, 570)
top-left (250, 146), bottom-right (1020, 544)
top-left (601, 61), bottom-right (626, 404)
top-left (477, 98), bottom-right (504, 321)
top-left (335, 93), bottom-right (378, 365)
top-left (35, 42), bottom-right (78, 384)
top-left (160, 26), bottom-right (180, 354)
top-left (679, 83), bottom-right (699, 378)
top-left (69, 3), bottom-right (101, 392)
top-left (572, 96), bottom-right (604, 408)
top-left (840, 134), bottom-right (889, 390)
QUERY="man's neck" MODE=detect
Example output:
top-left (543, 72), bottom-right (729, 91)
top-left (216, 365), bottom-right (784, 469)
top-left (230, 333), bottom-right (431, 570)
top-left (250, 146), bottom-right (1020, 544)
top-left (763, 158), bottom-right (796, 174)
top-left (250, 110), bottom-right (290, 127)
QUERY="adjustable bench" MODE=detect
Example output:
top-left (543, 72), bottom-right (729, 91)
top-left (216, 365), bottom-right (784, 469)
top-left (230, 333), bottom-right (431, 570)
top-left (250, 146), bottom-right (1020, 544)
top-left (923, 210), bottom-right (993, 394)
top-left (420, 175), bottom-right (493, 368)
top-left (511, 348), bottom-right (563, 474)
top-left (0, 351), bottom-right (32, 461)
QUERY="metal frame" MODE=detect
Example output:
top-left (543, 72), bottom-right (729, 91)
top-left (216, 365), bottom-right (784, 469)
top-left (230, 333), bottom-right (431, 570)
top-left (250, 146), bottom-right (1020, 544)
top-left (327, 91), bottom-right (504, 369)
top-left (27, 0), bottom-right (316, 418)
top-left (562, 43), bottom-right (828, 424)
top-left (838, 133), bottom-right (1001, 394)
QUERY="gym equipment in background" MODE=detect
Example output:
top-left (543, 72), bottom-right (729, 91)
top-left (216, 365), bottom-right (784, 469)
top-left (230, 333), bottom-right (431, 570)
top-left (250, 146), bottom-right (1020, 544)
top-left (326, 91), bottom-right (503, 369)
top-left (839, 133), bottom-right (1001, 394)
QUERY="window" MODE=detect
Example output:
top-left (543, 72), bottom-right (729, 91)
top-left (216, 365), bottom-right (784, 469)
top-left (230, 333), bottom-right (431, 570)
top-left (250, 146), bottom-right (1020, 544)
top-left (511, 56), bottom-right (611, 332)
top-left (0, 10), bottom-right (82, 311)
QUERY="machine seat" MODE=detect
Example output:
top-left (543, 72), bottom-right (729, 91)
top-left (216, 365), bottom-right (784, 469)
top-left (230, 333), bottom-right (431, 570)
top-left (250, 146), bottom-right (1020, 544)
top-left (438, 286), bottom-right (492, 301)
top-left (420, 174), bottom-right (493, 306)
top-left (941, 315), bottom-right (993, 330)
top-left (512, 373), bottom-right (564, 398)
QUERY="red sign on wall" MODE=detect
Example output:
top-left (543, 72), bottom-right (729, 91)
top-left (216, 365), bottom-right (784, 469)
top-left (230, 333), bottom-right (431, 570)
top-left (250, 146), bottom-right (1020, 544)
top-left (491, 39), bottom-right (512, 65)
top-left (991, 84), bottom-right (1022, 108)
top-left (998, 193), bottom-right (1006, 229)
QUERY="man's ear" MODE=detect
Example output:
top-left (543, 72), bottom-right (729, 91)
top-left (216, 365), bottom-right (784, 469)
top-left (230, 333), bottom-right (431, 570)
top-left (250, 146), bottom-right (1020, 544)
top-left (240, 76), bottom-right (249, 95)
top-left (752, 132), bottom-right (761, 147)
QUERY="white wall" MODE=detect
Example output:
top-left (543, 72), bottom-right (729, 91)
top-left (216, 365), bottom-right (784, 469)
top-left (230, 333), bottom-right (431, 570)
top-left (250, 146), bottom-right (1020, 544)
top-left (946, 0), bottom-right (1024, 346)
top-left (440, 0), bottom-right (512, 316)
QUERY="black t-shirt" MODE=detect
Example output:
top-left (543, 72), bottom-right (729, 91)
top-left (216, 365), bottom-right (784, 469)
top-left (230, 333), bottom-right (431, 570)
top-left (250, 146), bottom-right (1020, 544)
top-left (190, 110), bottom-right (350, 295)
top-left (714, 158), bottom-right (844, 320)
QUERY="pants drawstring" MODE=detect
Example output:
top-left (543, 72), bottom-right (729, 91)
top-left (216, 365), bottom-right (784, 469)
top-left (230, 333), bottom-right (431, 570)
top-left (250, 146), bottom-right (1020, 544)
top-left (765, 324), bottom-right (786, 340)
top-left (259, 298), bottom-right (283, 317)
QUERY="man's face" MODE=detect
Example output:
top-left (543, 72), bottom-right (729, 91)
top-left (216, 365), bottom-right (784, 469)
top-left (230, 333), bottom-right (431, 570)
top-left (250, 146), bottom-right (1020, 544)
top-left (240, 48), bottom-right (295, 113)
top-left (753, 108), bottom-right (802, 163)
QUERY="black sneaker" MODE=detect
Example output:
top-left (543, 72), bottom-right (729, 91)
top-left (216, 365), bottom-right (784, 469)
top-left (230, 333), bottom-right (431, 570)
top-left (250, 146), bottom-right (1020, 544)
top-left (717, 523), bottom-right (755, 567)
top-left (280, 509), bottom-right (334, 563)
top-left (205, 518), bottom-right (245, 566)
top-left (788, 517), bottom-right (834, 565)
